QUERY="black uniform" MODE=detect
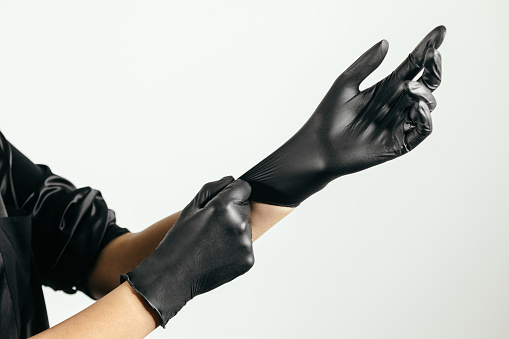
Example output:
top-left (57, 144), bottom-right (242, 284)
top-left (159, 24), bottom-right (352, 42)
top-left (0, 131), bottom-right (129, 338)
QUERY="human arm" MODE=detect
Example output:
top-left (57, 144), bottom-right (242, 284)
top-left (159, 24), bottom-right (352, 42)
top-left (86, 26), bottom-right (445, 298)
top-left (32, 177), bottom-right (254, 336)
top-left (30, 282), bottom-right (159, 339)
top-left (86, 201), bottom-right (293, 299)
top-left (0, 124), bottom-right (286, 303)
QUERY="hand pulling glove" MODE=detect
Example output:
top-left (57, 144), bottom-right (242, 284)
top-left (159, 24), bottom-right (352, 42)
top-left (241, 26), bottom-right (446, 207)
top-left (121, 177), bottom-right (253, 327)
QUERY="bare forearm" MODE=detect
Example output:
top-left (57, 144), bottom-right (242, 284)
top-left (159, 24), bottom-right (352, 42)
top-left (30, 282), bottom-right (158, 338)
top-left (250, 202), bottom-right (294, 240)
top-left (86, 203), bottom-right (293, 298)
top-left (85, 211), bottom-right (181, 299)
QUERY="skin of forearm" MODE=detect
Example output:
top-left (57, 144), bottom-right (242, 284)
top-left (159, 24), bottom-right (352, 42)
top-left (86, 202), bottom-right (294, 299)
top-left (30, 282), bottom-right (159, 339)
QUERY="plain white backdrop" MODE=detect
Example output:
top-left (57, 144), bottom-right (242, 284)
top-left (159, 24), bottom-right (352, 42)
top-left (0, 1), bottom-right (508, 338)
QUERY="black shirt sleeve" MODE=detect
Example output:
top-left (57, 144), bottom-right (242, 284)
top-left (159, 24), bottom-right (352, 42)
top-left (24, 168), bottom-right (131, 295)
top-left (0, 131), bottom-right (130, 297)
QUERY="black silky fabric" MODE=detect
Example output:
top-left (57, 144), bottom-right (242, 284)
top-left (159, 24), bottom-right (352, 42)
top-left (0, 205), bottom-right (49, 338)
top-left (0, 131), bottom-right (130, 337)
top-left (22, 165), bottom-right (130, 295)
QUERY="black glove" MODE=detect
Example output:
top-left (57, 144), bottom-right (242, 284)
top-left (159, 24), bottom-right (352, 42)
top-left (241, 26), bottom-right (446, 207)
top-left (121, 177), bottom-right (254, 327)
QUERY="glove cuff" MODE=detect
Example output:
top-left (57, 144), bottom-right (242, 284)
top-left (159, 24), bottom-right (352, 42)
top-left (120, 273), bottom-right (166, 328)
top-left (120, 261), bottom-right (188, 328)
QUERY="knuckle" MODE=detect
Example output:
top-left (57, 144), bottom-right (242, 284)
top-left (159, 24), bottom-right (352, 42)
top-left (242, 233), bottom-right (253, 249)
top-left (240, 200), bottom-right (252, 215)
top-left (242, 251), bottom-right (255, 271)
top-left (403, 80), bottom-right (412, 90)
top-left (406, 80), bottom-right (421, 92)
top-left (427, 123), bottom-right (433, 135)
top-left (237, 219), bottom-right (248, 232)
top-left (418, 100), bottom-right (430, 114)
top-left (230, 217), bottom-right (247, 235)
top-left (407, 52), bottom-right (421, 69)
top-left (215, 195), bottom-right (228, 207)
top-left (242, 220), bottom-right (252, 235)
top-left (422, 76), bottom-right (440, 91)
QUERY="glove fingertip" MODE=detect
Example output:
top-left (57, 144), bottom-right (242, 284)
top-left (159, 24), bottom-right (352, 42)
top-left (433, 25), bottom-right (447, 48)
top-left (379, 39), bottom-right (389, 54)
top-left (341, 39), bottom-right (389, 88)
top-left (233, 179), bottom-right (252, 200)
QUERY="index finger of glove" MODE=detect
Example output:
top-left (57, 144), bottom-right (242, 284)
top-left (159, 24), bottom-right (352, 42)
top-left (393, 26), bottom-right (446, 82)
top-left (193, 176), bottom-right (235, 209)
top-left (419, 48), bottom-right (442, 92)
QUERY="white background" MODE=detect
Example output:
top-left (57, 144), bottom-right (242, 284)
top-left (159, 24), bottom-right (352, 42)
top-left (1, 1), bottom-right (508, 338)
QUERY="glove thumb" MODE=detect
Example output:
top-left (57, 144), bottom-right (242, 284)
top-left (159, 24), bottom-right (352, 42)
top-left (193, 176), bottom-right (234, 208)
top-left (339, 39), bottom-right (389, 90)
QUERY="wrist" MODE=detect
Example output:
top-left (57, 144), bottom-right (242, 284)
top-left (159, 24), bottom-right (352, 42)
top-left (30, 282), bottom-right (159, 338)
top-left (120, 252), bottom-right (190, 328)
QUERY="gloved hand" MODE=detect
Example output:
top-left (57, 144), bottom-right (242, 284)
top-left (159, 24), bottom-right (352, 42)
top-left (121, 177), bottom-right (254, 327)
top-left (240, 26), bottom-right (446, 207)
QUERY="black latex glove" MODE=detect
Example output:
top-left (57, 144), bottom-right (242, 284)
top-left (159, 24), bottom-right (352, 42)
top-left (241, 26), bottom-right (446, 207)
top-left (121, 177), bottom-right (254, 327)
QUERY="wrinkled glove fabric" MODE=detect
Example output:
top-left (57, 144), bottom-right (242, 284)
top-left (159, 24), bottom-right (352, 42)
top-left (241, 26), bottom-right (446, 207)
